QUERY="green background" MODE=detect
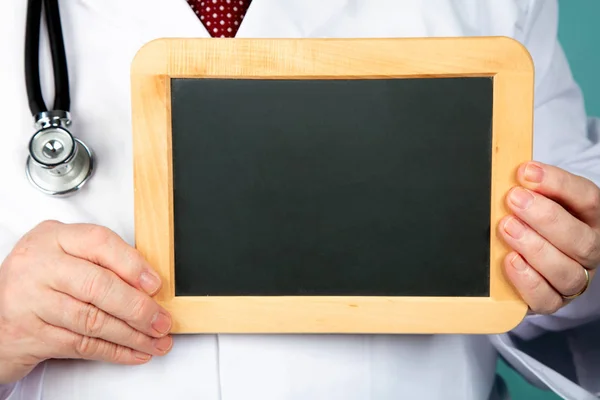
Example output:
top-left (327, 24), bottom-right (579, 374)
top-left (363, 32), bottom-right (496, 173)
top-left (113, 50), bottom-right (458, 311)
top-left (497, 1), bottom-right (599, 399)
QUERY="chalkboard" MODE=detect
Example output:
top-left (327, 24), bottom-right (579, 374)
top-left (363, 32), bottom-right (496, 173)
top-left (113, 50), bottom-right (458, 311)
top-left (131, 37), bottom-right (533, 334)
top-left (170, 77), bottom-right (493, 298)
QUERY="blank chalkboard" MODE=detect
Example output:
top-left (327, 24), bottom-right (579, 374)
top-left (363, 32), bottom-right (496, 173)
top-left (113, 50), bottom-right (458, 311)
top-left (131, 37), bottom-right (533, 334)
top-left (171, 77), bottom-right (493, 298)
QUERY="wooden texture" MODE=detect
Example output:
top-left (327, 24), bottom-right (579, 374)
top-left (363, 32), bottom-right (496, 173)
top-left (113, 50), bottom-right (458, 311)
top-left (131, 37), bottom-right (534, 334)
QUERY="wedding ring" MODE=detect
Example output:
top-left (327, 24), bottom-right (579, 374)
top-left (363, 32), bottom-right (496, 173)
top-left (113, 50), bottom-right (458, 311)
top-left (561, 268), bottom-right (591, 300)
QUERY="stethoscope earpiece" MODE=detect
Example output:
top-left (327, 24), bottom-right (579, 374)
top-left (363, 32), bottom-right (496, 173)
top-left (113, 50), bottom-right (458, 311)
top-left (25, 111), bottom-right (94, 196)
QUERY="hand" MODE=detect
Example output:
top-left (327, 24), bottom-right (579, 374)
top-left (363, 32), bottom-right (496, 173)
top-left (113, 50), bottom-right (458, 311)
top-left (0, 221), bottom-right (173, 384)
top-left (499, 161), bottom-right (600, 314)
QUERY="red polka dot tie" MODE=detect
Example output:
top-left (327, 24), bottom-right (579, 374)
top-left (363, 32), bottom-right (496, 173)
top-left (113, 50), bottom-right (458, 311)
top-left (187, 0), bottom-right (252, 38)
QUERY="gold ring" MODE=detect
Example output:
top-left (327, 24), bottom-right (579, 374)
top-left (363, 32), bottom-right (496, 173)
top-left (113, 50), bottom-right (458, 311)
top-left (562, 268), bottom-right (591, 300)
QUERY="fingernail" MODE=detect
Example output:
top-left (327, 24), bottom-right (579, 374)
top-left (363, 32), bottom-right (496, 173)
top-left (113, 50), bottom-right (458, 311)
top-left (134, 351), bottom-right (152, 361)
top-left (504, 217), bottom-right (526, 239)
top-left (524, 163), bottom-right (544, 183)
top-left (509, 187), bottom-right (534, 210)
top-left (154, 336), bottom-right (173, 353)
top-left (510, 254), bottom-right (528, 271)
top-left (151, 311), bottom-right (172, 335)
top-left (140, 270), bottom-right (161, 295)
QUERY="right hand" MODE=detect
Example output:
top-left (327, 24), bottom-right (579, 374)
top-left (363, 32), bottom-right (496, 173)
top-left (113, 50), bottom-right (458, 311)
top-left (0, 220), bottom-right (173, 384)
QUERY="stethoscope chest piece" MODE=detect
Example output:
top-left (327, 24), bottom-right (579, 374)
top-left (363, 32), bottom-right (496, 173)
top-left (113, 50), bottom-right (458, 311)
top-left (26, 111), bottom-right (93, 196)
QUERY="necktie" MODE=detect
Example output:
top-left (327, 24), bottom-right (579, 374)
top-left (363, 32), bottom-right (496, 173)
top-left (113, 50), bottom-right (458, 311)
top-left (187, 0), bottom-right (252, 38)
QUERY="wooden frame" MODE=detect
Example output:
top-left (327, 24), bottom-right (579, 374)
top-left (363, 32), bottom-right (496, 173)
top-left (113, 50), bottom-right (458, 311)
top-left (131, 37), bottom-right (533, 334)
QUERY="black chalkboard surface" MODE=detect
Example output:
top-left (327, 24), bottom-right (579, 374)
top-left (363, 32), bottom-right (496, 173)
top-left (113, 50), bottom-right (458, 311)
top-left (131, 37), bottom-right (533, 334)
top-left (171, 77), bottom-right (493, 298)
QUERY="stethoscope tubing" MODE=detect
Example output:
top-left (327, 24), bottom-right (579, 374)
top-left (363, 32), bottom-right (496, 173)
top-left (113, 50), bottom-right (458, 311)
top-left (25, 0), bottom-right (70, 116)
top-left (23, 0), bottom-right (94, 196)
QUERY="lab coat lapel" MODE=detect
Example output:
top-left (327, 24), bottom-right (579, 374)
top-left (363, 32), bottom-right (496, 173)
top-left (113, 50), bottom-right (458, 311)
top-left (76, 0), bottom-right (210, 37)
top-left (76, 0), bottom-right (350, 38)
top-left (236, 0), bottom-right (350, 37)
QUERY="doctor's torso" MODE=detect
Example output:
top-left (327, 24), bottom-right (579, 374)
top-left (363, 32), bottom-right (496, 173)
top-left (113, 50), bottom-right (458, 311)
top-left (1, 1), bottom-right (535, 399)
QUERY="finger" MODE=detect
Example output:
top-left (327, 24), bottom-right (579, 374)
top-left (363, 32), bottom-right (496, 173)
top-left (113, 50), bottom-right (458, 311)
top-left (56, 223), bottom-right (163, 296)
top-left (517, 161), bottom-right (600, 227)
top-left (499, 216), bottom-right (590, 297)
top-left (35, 289), bottom-right (173, 357)
top-left (502, 252), bottom-right (563, 315)
top-left (37, 320), bottom-right (153, 365)
top-left (49, 254), bottom-right (172, 338)
top-left (506, 187), bottom-right (600, 269)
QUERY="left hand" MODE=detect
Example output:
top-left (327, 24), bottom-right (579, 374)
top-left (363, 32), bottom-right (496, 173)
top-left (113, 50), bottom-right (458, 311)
top-left (499, 161), bottom-right (600, 314)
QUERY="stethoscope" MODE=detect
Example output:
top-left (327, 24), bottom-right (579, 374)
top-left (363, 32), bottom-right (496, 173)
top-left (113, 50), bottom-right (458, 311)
top-left (24, 0), bottom-right (94, 196)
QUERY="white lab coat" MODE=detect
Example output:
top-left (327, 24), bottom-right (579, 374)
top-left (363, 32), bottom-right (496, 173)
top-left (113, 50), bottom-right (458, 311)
top-left (1, 0), bottom-right (599, 399)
